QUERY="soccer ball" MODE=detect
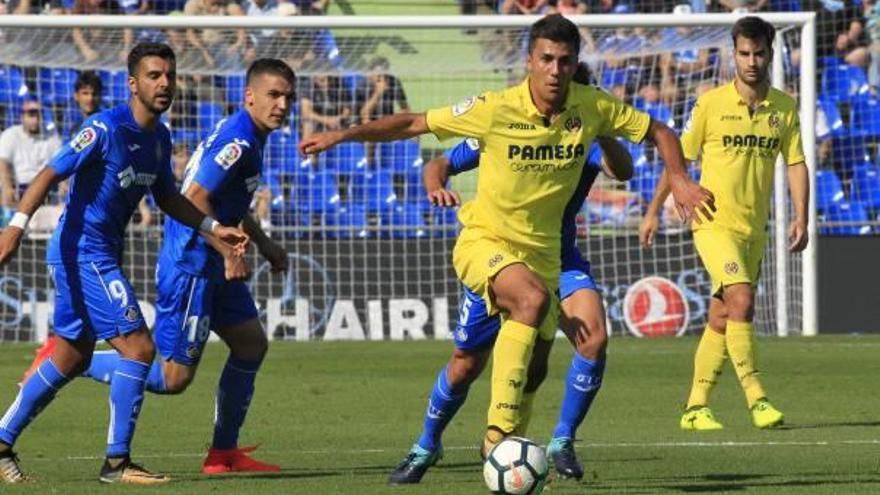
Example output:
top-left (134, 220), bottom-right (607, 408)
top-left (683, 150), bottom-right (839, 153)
top-left (483, 437), bottom-right (549, 495)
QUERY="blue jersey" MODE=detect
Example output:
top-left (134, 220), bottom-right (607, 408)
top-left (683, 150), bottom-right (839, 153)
top-left (161, 109), bottom-right (265, 280)
top-left (47, 105), bottom-right (176, 264)
top-left (444, 138), bottom-right (602, 266)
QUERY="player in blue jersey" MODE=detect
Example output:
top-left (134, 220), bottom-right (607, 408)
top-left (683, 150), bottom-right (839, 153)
top-left (389, 133), bottom-right (633, 484)
top-left (0, 43), bottom-right (249, 485)
top-left (77, 58), bottom-right (295, 475)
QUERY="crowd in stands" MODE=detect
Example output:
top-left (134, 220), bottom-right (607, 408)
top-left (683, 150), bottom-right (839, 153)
top-left (0, 0), bottom-right (875, 236)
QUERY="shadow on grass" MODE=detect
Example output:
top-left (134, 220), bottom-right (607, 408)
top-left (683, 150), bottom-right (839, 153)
top-left (777, 420), bottom-right (880, 431)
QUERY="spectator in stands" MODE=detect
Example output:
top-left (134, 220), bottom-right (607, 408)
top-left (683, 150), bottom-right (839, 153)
top-left (64, 70), bottom-right (103, 139)
top-left (548, 0), bottom-right (586, 14)
top-left (71, 0), bottom-right (133, 62)
top-left (288, 0), bottom-right (327, 15)
top-left (300, 73), bottom-right (352, 147)
top-left (660, 4), bottom-right (712, 104)
top-left (356, 56), bottom-right (410, 167)
top-left (0, 97), bottom-right (62, 209)
top-left (241, 0), bottom-right (280, 64)
top-left (806, 0), bottom-right (869, 66)
top-left (184, 0), bottom-right (247, 69)
top-left (866, 0), bottom-right (880, 90)
top-left (712, 0), bottom-right (767, 12)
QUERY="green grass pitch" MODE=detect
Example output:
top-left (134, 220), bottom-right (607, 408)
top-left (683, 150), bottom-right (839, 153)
top-left (0, 336), bottom-right (878, 494)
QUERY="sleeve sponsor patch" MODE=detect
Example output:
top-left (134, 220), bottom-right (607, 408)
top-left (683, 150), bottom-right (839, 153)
top-left (465, 137), bottom-right (480, 150)
top-left (71, 127), bottom-right (97, 153)
top-left (214, 142), bottom-right (243, 170)
top-left (452, 96), bottom-right (476, 117)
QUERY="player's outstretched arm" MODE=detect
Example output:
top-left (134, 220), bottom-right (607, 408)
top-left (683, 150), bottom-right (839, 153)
top-left (154, 191), bottom-right (249, 255)
top-left (595, 136), bottom-right (633, 181)
top-left (0, 166), bottom-right (64, 265)
top-left (639, 169), bottom-right (671, 249)
top-left (786, 162), bottom-right (809, 252)
top-left (298, 112), bottom-right (429, 155)
top-left (646, 119), bottom-right (715, 224)
top-left (241, 214), bottom-right (288, 273)
top-left (423, 154), bottom-right (460, 207)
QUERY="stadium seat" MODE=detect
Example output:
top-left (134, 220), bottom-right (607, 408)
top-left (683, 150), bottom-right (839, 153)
top-left (429, 203), bottom-right (459, 236)
top-left (818, 98), bottom-right (845, 139)
top-left (38, 68), bottom-right (78, 106)
top-left (850, 165), bottom-right (880, 210)
top-left (820, 201), bottom-right (873, 236)
top-left (264, 128), bottom-right (299, 209)
top-left (196, 102), bottom-right (225, 133)
top-left (326, 203), bottom-right (368, 238)
top-left (821, 63), bottom-right (870, 103)
top-left (849, 97), bottom-right (880, 139)
top-left (815, 168), bottom-right (846, 212)
top-left (400, 168), bottom-right (424, 205)
top-left (387, 204), bottom-right (427, 239)
top-left (376, 139), bottom-right (421, 173)
top-left (294, 169), bottom-right (340, 214)
top-left (831, 135), bottom-right (872, 177)
top-left (324, 141), bottom-right (366, 172)
top-left (222, 73), bottom-right (246, 106)
top-left (630, 167), bottom-right (660, 204)
top-left (349, 170), bottom-right (398, 212)
top-left (632, 98), bottom-right (676, 130)
top-left (0, 66), bottom-right (27, 106)
top-left (98, 70), bottom-right (129, 104)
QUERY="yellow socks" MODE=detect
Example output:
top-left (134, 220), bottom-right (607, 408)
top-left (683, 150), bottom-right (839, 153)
top-left (686, 326), bottom-right (727, 409)
top-left (487, 320), bottom-right (537, 435)
top-left (726, 320), bottom-right (766, 408)
top-left (514, 391), bottom-right (536, 436)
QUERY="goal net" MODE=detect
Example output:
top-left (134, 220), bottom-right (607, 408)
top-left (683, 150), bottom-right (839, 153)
top-left (0, 13), bottom-right (817, 342)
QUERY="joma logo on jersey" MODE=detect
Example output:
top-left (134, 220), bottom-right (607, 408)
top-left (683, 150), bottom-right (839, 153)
top-left (508, 143), bottom-right (585, 160)
top-left (508, 122), bottom-right (536, 130)
top-left (722, 135), bottom-right (780, 150)
top-left (721, 115), bottom-right (742, 121)
top-left (117, 166), bottom-right (157, 188)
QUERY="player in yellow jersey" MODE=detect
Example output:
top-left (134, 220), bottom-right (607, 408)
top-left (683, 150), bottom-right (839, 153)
top-left (300, 14), bottom-right (712, 453)
top-left (640, 16), bottom-right (809, 430)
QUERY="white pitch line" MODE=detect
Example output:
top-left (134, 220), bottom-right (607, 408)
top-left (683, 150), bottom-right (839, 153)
top-left (58, 438), bottom-right (880, 462)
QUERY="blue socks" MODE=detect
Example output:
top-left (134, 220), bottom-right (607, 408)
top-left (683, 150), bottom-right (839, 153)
top-left (0, 360), bottom-right (69, 447)
top-left (212, 355), bottom-right (262, 450)
top-left (552, 353), bottom-right (605, 441)
top-left (107, 359), bottom-right (150, 457)
top-left (416, 365), bottom-right (469, 452)
top-left (84, 351), bottom-right (167, 394)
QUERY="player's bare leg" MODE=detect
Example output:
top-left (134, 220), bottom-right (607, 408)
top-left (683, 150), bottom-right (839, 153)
top-left (548, 289), bottom-right (607, 479)
top-left (681, 297), bottom-right (727, 431)
top-left (483, 263), bottom-right (550, 457)
top-left (722, 283), bottom-right (783, 428)
top-left (202, 318), bottom-right (279, 474)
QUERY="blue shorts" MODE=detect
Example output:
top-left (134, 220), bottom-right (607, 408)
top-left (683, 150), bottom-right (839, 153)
top-left (153, 261), bottom-right (259, 367)
top-left (452, 259), bottom-right (598, 352)
top-left (50, 260), bottom-right (145, 342)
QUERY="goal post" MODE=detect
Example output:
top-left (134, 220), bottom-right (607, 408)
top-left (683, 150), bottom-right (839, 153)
top-left (0, 12), bottom-right (817, 341)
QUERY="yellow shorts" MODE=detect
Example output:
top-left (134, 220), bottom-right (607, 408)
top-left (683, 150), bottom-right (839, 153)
top-left (693, 228), bottom-right (766, 297)
top-left (452, 226), bottom-right (559, 341)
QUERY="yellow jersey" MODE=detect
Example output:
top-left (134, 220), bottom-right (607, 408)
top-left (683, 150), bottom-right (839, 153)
top-left (426, 79), bottom-right (649, 254)
top-left (681, 81), bottom-right (805, 239)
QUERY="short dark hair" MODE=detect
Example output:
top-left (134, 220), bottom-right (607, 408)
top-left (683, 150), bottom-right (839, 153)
top-left (75, 70), bottom-right (103, 94)
top-left (246, 58), bottom-right (296, 87)
top-left (528, 14), bottom-right (581, 55)
top-left (127, 42), bottom-right (176, 76)
top-left (731, 16), bottom-right (775, 50)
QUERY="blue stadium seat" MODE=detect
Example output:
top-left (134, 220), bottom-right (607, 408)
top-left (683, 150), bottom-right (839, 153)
top-left (630, 167), bottom-right (660, 204)
top-left (376, 139), bottom-right (421, 173)
top-left (294, 169), bottom-right (340, 214)
top-left (387, 204), bottom-right (427, 238)
top-left (0, 66), bottom-right (26, 106)
top-left (222, 73), bottom-right (246, 106)
top-left (38, 68), bottom-right (78, 106)
top-left (821, 63), bottom-right (870, 103)
top-left (820, 201), bottom-right (873, 236)
top-left (349, 170), bottom-right (398, 212)
top-left (400, 168), bottom-right (425, 205)
top-left (633, 98), bottom-right (676, 130)
top-left (429, 203), bottom-right (459, 236)
top-left (818, 98), bottom-right (846, 139)
top-left (831, 135), bottom-right (872, 176)
top-left (196, 102), bottom-right (224, 133)
top-left (324, 141), bottom-right (366, 172)
top-left (326, 203), bottom-right (368, 238)
top-left (850, 165), bottom-right (880, 210)
top-left (98, 70), bottom-right (129, 104)
top-left (264, 128), bottom-right (300, 207)
top-left (815, 168), bottom-right (846, 212)
top-left (849, 97), bottom-right (880, 138)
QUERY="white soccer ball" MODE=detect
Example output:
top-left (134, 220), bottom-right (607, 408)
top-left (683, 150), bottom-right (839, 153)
top-left (483, 437), bottom-right (549, 495)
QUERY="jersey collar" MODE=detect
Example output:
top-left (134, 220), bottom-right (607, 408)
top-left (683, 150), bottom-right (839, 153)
top-left (517, 78), bottom-right (579, 123)
top-left (728, 80), bottom-right (773, 109)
